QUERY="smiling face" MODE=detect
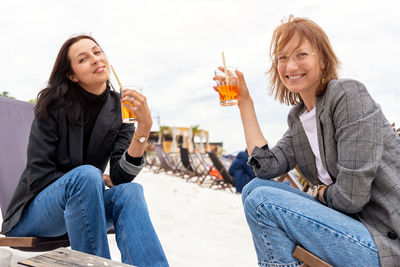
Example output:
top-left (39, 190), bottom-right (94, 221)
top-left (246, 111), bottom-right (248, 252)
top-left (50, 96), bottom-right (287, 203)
top-left (68, 38), bottom-right (109, 94)
top-left (277, 35), bottom-right (325, 102)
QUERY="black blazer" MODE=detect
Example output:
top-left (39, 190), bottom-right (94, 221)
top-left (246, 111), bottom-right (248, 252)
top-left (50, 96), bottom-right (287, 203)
top-left (2, 91), bottom-right (136, 233)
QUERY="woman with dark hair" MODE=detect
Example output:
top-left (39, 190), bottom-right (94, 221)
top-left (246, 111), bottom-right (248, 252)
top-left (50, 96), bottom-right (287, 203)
top-left (1, 35), bottom-right (169, 267)
top-left (214, 16), bottom-right (399, 266)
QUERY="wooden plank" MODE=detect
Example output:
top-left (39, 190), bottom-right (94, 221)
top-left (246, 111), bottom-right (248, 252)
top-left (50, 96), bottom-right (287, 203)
top-left (0, 237), bottom-right (36, 247)
top-left (16, 247), bottom-right (136, 267)
top-left (293, 246), bottom-right (333, 267)
top-left (287, 172), bottom-right (305, 191)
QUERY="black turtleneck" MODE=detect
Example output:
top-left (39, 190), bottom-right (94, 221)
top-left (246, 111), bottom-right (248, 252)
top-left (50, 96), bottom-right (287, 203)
top-left (78, 86), bottom-right (142, 166)
top-left (78, 86), bottom-right (109, 161)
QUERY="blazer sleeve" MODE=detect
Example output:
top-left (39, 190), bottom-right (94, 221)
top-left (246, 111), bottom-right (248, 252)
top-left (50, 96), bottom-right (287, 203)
top-left (109, 122), bottom-right (145, 185)
top-left (325, 80), bottom-right (382, 213)
top-left (247, 129), bottom-right (296, 179)
top-left (26, 115), bottom-right (65, 194)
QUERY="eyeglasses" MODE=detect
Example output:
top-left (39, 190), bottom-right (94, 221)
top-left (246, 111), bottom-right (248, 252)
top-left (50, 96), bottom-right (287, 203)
top-left (273, 48), bottom-right (316, 67)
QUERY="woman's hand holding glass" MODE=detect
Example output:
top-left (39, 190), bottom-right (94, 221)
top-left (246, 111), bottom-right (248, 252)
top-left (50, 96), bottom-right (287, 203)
top-left (213, 66), bottom-right (267, 155)
top-left (213, 66), bottom-right (252, 106)
top-left (121, 88), bottom-right (152, 129)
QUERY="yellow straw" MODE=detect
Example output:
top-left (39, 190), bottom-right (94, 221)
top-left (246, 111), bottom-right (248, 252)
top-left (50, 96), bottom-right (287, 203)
top-left (110, 65), bottom-right (123, 91)
top-left (221, 51), bottom-right (229, 85)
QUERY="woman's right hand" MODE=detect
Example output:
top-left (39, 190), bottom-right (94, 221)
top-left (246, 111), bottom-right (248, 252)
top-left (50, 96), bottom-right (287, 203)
top-left (213, 67), bottom-right (267, 155)
top-left (212, 67), bottom-right (252, 106)
top-left (234, 69), bottom-right (252, 106)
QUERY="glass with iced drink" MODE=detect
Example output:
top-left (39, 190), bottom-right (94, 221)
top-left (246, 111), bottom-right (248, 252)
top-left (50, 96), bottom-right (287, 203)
top-left (215, 66), bottom-right (238, 106)
top-left (121, 86), bottom-right (143, 123)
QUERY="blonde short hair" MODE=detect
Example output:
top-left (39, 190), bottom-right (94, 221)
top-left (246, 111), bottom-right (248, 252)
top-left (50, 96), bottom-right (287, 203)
top-left (267, 15), bottom-right (340, 105)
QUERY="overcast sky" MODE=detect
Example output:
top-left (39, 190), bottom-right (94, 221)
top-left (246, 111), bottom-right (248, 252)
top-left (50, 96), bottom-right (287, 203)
top-left (1, 0), bottom-right (399, 153)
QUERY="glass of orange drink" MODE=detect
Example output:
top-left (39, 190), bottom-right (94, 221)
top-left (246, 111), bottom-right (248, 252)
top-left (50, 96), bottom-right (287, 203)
top-left (214, 67), bottom-right (238, 106)
top-left (121, 86), bottom-right (143, 123)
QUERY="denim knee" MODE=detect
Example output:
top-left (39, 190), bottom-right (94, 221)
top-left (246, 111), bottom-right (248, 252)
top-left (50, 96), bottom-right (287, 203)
top-left (242, 178), bottom-right (268, 204)
top-left (114, 183), bottom-right (144, 206)
top-left (68, 165), bottom-right (104, 194)
top-left (243, 187), bottom-right (259, 220)
top-left (243, 186), bottom-right (280, 220)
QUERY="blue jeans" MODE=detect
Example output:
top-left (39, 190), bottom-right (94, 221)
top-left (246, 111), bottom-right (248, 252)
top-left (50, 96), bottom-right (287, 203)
top-left (7, 165), bottom-right (169, 267)
top-left (242, 178), bottom-right (380, 267)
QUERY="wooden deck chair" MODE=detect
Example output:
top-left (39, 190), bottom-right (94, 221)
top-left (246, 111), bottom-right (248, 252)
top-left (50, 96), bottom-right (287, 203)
top-left (145, 150), bottom-right (159, 170)
top-left (178, 148), bottom-right (208, 183)
top-left (0, 97), bottom-right (70, 251)
top-left (293, 246), bottom-right (333, 267)
top-left (207, 152), bottom-right (235, 192)
top-left (154, 144), bottom-right (179, 174)
top-left (191, 152), bottom-right (213, 185)
top-left (276, 166), bottom-right (311, 193)
top-left (0, 97), bottom-right (114, 252)
top-left (179, 148), bottom-right (194, 173)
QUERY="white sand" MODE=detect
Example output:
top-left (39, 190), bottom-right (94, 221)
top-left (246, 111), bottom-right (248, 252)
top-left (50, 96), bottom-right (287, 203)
top-left (0, 167), bottom-right (257, 266)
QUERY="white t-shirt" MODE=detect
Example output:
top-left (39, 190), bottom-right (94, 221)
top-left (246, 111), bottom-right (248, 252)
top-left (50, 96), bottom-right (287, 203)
top-left (299, 107), bottom-right (333, 185)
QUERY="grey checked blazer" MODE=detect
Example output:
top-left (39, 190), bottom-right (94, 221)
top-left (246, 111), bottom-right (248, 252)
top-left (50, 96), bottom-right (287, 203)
top-left (248, 79), bottom-right (400, 267)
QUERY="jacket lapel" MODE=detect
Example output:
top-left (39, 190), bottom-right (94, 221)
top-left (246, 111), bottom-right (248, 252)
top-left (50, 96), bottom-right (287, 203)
top-left (85, 94), bottom-right (117, 162)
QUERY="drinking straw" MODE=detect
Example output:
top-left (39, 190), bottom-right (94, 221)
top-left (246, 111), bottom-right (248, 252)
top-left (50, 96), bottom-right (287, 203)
top-left (221, 51), bottom-right (229, 84)
top-left (110, 65), bottom-right (123, 93)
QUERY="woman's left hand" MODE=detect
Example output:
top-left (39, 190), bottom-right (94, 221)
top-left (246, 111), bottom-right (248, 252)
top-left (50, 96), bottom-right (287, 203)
top-left (103, 174), bottom-right (114, 188)
top-left (121, 89), bottom-right (153, 130)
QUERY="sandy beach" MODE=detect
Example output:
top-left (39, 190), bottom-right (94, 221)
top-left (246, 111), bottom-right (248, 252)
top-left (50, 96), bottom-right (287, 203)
top-left (1, 167), bottom-right (257, 266)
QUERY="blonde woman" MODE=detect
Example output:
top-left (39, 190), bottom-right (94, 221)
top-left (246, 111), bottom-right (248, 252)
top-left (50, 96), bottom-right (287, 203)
top-left (215, 16), bottom-right (399, 266)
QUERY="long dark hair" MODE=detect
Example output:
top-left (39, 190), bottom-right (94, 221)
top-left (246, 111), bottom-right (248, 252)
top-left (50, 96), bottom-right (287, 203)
top-left (35, 34), bottom-right (105, 125)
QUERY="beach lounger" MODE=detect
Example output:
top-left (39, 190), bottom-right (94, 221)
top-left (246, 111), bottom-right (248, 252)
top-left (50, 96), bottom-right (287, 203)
top-left (207, 152), bottom-right (235, 192)
top-left (145, 150), bottom-right (159, 170)
top-left (0, 97), bottom-right (114, 252)
top-left (276, 166), bottom-right (311, 193)
top-left (191, 152), bottom-right (213, 184)
top-left (189, 152), bottom-right (225, 187)
top-left (154, 144), bottom-right (179, 174)
top-left (0, 97), bottom-right (70, 251)
top-left (177, 148), bottom-right (210, 183)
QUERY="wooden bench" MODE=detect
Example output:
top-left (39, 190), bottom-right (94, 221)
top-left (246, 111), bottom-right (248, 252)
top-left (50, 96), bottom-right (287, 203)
top-left (14, 247), bottom-right (135, 266)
